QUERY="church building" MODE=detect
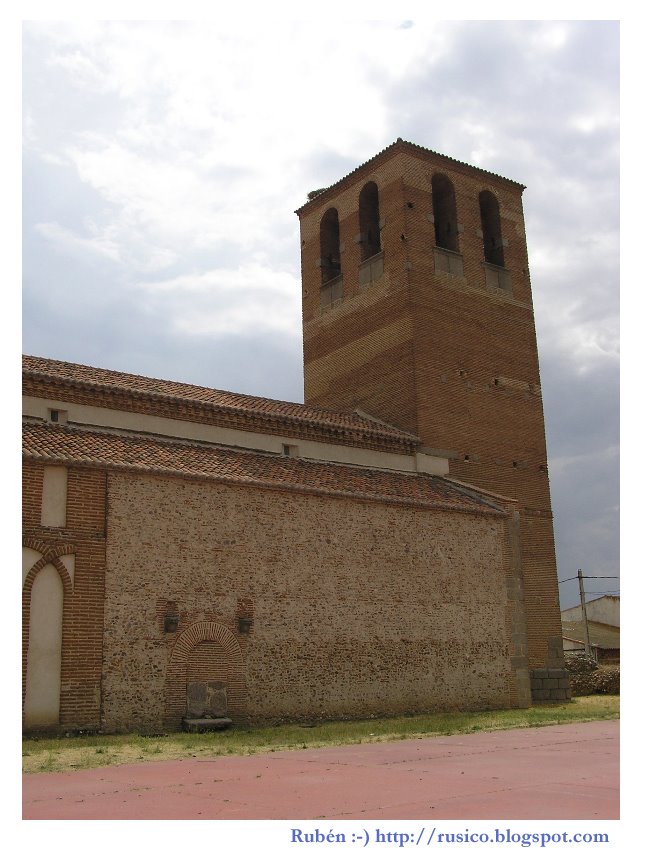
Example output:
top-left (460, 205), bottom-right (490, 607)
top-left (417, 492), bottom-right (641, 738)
top-left (22, 140), bottom-right (568, 733)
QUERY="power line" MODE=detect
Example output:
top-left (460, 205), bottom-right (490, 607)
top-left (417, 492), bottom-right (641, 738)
top-left (580, 576), bottom-right (619, 580)
top-left (558, 575), bottom-right (619, 583)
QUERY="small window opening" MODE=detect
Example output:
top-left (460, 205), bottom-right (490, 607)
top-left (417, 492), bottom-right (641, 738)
top-left (48, 408), bottom-right (67, 423)
top-left (512, 461), bottom-right (518, 468)
top-left (282, 444), bottom-right (299, 458)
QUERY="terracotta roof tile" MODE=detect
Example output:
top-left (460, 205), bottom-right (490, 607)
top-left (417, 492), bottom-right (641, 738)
top-left (22, 421), bottom-right (504, 516)
top-left (22, 355), bottom-right (419, 447)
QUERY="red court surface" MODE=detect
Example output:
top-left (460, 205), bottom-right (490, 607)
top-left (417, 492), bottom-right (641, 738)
top-left (23, 719), bottom-right (619, 820)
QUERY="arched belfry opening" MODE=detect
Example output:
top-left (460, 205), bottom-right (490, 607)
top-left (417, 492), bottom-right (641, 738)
top-left (319, 208), bottom-right (341, 284)
top-left (359, 181), bottom-right (381, 261)
top-left (431, 174), bottom-right (459, 252)
top-left (479, 190), bottom-right (505, 267)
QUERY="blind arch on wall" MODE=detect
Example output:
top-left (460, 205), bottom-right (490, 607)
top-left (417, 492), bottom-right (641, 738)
top-left (22, 542), bottom-right (74, 731)
top-left (165, 620), bottom-right (246, 728)
top-left (24, 564), bottom-right (64, 728)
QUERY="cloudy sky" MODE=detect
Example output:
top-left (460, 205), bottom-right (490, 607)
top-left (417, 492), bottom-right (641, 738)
top-left (22, 19), bottom-right (619, 609)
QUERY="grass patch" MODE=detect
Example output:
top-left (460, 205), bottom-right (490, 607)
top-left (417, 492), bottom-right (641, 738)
top-left (23, 695), bottom-right (618, 775)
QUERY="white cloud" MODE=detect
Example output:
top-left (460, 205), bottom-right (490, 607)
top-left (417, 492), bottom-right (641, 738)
top-left (549, 442), bottom-right (619, 479)
top-left (48, 47), bottom-right (109, 91)
top-left (138, 264), bottom-right (301, 337)
top-left (571, 109), bottom-right (619, 135)
top-left (532, 23), bottom-right (569, 51)
top-left (22, 108), bottom-right (37, 146)
top-left (35, 221), bottom-right (122, 264)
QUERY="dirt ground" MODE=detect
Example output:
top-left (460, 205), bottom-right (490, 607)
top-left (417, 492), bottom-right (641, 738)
top-left (23, 719), bottom-right (619, 820)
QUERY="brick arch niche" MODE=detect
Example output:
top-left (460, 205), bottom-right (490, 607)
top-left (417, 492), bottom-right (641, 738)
top-left (164, 621), bottom-right (247, 729)
top-left (22, 543), bottom-right (75, 730)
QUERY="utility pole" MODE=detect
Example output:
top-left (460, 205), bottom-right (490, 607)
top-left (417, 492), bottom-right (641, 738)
top-left (578, 569), bottom-right (593, 660)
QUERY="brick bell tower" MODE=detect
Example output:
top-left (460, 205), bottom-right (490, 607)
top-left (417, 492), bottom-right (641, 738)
top-left (296, 139), bottom-right (565, 697)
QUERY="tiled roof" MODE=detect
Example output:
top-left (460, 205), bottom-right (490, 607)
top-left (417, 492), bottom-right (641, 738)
top-left (22, 420), bottom-right (503, 515)
top-left (22, 355), bottom-right (419, 447)
top-left (561, 620), bottom-right (620, 650)
top-left (295, 138), bottom-right (525, 213)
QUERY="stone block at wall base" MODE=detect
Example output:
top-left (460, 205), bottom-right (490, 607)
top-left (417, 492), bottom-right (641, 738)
top-left (182, 717), bottom-right (232, 732)
top-left (529, 668), bottom-right (571, 702)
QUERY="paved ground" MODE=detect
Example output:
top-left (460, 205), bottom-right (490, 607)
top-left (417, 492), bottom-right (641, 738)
top-left (23, 720), bottom-right (619, 820)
